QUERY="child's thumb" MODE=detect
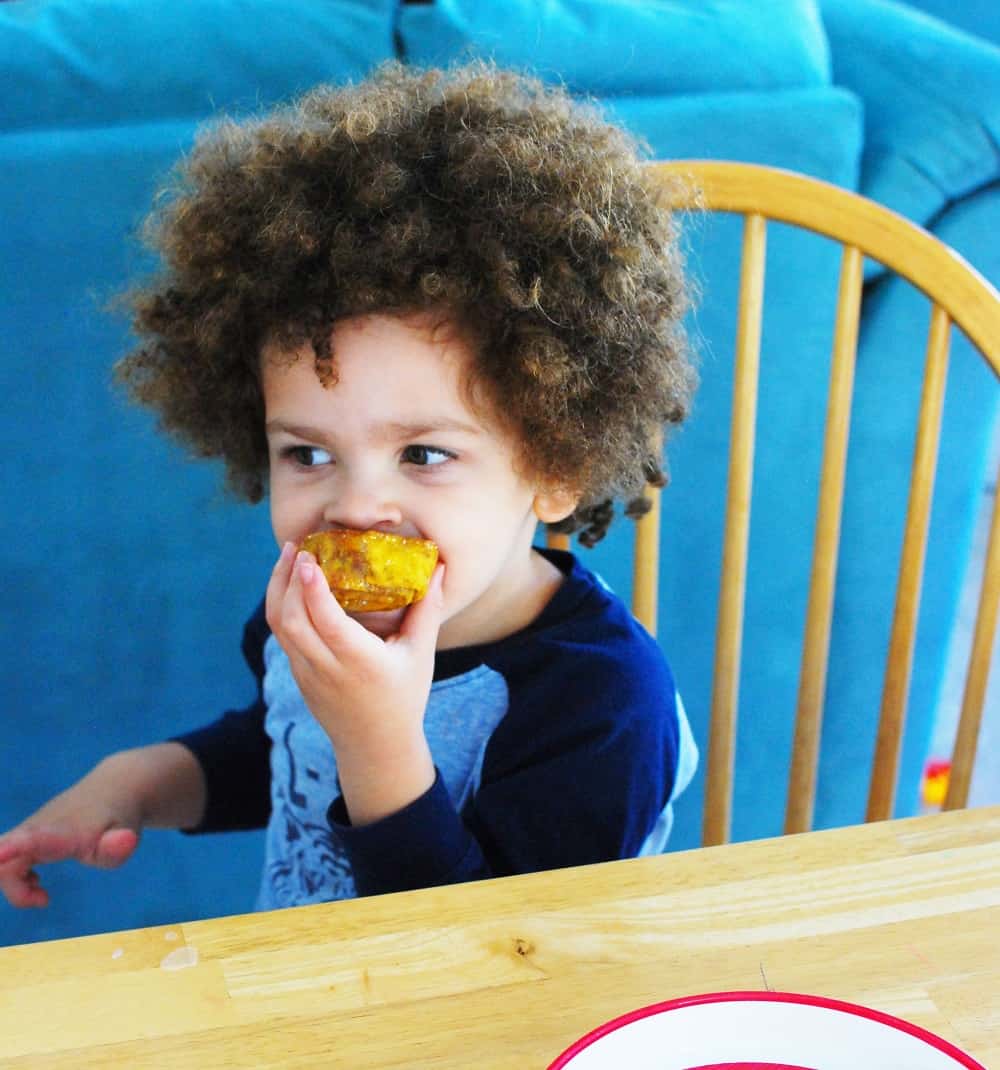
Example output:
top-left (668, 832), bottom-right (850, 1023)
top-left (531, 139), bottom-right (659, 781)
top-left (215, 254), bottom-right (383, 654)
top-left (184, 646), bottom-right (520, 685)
top-left (398, 563), bottom-right (446, 648)
top-left (91, 827), bottom-right (141, 869)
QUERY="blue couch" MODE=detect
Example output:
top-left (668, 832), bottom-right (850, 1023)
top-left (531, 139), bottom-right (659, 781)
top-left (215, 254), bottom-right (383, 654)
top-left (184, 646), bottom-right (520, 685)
top-left (2, 0), bottom-right (998, 946)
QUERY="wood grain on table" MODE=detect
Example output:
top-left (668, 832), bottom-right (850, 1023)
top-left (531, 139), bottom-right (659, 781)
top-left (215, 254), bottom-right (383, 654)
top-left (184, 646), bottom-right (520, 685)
top-left (1, 805), bottom-right (997, 1068)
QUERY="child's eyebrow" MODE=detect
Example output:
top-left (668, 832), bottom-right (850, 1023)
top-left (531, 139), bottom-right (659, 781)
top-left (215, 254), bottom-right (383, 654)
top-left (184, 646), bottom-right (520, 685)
top-left (265, 418), bottom-right (482, 441)
top-left (377, 418), bottom-right (483, 440)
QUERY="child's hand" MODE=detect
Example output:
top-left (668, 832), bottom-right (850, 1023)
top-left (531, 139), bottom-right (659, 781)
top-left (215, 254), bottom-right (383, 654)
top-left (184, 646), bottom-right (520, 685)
top-left (266, 542), bottom-right (446, 825)
top-left (0, 759), bottom-right (142, 908)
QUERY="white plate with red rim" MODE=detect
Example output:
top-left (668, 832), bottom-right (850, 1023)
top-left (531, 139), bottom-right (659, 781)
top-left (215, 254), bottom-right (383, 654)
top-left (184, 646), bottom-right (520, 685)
top-left (546, 991), bottom-right (986, 1070)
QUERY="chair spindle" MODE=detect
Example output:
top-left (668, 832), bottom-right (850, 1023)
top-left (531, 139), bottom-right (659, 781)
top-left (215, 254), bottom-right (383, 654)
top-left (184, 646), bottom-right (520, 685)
top-left (785, 244), bottom-right (864, 834)
top-left (867, 303), bottom-right (951, 822)
top-left (945, 458), bottom-right (1000, 809)
top-left (703, 211), bottom-right (767, 846)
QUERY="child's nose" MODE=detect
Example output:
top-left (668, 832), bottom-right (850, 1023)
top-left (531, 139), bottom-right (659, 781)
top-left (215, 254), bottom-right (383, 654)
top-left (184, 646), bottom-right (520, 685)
top-left (321, 477), bottom-right (403, 534)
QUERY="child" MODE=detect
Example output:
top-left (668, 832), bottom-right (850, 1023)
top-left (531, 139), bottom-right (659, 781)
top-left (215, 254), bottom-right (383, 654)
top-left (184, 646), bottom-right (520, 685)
top-left (0, 62), bottom-right (698, 911)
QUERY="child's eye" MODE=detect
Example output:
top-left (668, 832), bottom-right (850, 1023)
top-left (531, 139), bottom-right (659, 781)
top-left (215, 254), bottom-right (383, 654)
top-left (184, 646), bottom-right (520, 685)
top-left (401, 444), bottom-right (455, 467)
top-left (284, 445), bottom-right (332, 467)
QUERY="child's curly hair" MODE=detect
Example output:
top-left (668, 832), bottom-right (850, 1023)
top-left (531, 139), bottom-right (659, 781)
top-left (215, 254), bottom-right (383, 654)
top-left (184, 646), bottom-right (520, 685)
top-left (117, 61), bottom-right (696, 546)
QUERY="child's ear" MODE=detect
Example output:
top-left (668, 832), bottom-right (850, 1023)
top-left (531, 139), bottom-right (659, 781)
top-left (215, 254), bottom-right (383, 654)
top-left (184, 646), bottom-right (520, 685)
top-left (533, 487), bottom-right (579, 524)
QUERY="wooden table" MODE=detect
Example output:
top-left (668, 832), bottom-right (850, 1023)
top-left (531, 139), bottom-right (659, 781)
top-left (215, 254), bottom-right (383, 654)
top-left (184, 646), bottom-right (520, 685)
top-left (1, 805), bottom-right (997, 1068)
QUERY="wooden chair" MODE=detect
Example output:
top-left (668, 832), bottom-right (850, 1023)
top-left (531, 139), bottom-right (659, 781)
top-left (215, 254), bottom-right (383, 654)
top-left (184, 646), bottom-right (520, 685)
top-left (548, 161), bottom-right (1000, 846)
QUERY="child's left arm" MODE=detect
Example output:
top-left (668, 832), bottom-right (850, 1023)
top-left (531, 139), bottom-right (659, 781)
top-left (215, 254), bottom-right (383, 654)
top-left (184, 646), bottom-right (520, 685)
top-left (265, 543), bottom-right (445, 827)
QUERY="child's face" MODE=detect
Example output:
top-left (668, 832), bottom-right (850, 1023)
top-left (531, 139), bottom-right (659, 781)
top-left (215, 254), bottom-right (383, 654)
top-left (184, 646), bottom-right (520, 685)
top-left (262, 313), bottom-right (576, 648)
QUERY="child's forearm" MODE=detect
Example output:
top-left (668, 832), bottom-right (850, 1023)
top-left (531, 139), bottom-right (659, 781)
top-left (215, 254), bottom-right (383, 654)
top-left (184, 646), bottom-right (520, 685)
top-left (102, 743), bottom-right (208, 832)
top-left (335, 735), bottom-right (436, 827)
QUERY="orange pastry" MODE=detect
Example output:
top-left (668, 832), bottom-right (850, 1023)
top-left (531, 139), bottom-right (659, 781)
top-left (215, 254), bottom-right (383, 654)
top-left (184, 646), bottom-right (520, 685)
top-left (299, 529), bottom-right (439, 612)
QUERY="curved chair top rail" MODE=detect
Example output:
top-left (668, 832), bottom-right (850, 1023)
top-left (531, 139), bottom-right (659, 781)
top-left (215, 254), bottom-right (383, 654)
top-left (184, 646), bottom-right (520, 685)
top-left (650, 160), bottom-right (1000, 377)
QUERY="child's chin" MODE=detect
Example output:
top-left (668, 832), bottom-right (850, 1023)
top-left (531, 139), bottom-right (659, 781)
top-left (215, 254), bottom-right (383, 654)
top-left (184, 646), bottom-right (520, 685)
top-left (348, 607), bottom-right (407, 637)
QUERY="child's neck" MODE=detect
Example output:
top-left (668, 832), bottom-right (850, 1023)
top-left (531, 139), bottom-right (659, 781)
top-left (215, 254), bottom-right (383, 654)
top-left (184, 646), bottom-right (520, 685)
top-left (436, 547), bottom-right (566, 651)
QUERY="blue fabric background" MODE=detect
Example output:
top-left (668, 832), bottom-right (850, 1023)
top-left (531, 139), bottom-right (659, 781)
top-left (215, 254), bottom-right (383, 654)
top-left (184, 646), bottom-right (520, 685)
top-left (397, 0), bottom-right (831, 95)
top-left (822, 0), bottom-right (1000, 232)
top-left (0, 0), bottom-right (397, 130)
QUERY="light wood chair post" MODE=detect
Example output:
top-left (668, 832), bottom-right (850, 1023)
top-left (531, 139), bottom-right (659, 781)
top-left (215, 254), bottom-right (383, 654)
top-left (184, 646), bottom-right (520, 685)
top-left (866, 305), bottom-right (952, 821)
top-left (631, 484), bottom-right (661, 637)
top-left (785, 243), bottom-right (864, 834)
top-left (945, 459), bottom-right (1000, 809)
top-left (702, 212), bottom-right (766, 846)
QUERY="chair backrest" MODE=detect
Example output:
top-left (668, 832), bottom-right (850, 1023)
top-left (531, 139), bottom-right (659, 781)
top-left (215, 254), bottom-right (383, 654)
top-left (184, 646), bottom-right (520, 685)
top-left (548, 161), bottom-right (1000, 846)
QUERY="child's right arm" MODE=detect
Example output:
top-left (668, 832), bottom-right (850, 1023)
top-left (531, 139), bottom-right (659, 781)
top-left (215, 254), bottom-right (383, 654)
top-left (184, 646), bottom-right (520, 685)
top-left (0, 742), bottom-right (206, 909)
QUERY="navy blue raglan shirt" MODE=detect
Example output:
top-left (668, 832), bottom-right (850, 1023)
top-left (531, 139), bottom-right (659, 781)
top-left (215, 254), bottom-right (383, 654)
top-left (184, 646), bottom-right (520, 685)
top-left (175, 549), bottom-right (697, 908)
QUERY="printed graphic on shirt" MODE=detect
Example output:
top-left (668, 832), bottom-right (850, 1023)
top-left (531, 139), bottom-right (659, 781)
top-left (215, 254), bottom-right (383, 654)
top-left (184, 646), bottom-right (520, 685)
top-left (266, 721), bottom-right (355, 904)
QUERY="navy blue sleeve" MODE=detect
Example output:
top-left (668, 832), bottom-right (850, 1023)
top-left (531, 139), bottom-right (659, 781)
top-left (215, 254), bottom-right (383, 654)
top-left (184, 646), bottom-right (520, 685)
top-left (172, 599), bottom-right (273, 833)
top-left (327, 770), bottom-right (478, 894)
top-left (467, 637), bottom-right (680, 876)
top-left (328, 599), bottom-right (680, 896)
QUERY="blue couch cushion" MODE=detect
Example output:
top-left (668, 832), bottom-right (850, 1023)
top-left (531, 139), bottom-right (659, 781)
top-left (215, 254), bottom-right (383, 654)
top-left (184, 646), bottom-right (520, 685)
top-left (0, 0), bottom-right (396, 132)
top-left (398, 0), bottom-right (831, 96)
top-left (607, 86), bottom-right (862, 182)
top-left (903, 0), bottom-right (1000, 49)
top-left (823, 0), bottom-right (1000, 228)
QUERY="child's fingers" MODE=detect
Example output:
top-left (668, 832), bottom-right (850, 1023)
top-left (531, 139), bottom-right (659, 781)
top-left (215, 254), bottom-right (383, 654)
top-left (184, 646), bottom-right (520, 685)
top-left (0, 834), bottom-right (23, 867)
top-left (297, 553), bottom-right (361, 652)
top-left (0, 823), bottom-right (134, 871)
top-left (269, 550), bottom-right (324, 648)
top-left (0, 822), bottom-right (138, 908)
top-left (0, 863), bottom-right (50, 909)
top-left (264, 541), bottom-right (298, 632)
top-left (21, 869), bottom-right (50, 908)
top-left (0, 834), bottom-right (55, 908)
top-left (28, 827), bottom-right (85, 866)
top-left (397, 563), bottom-right (446, 652)
top-left (274, 552), bottom-right (355, 667)
top-left (0, 827), bottom-right (73, 867)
